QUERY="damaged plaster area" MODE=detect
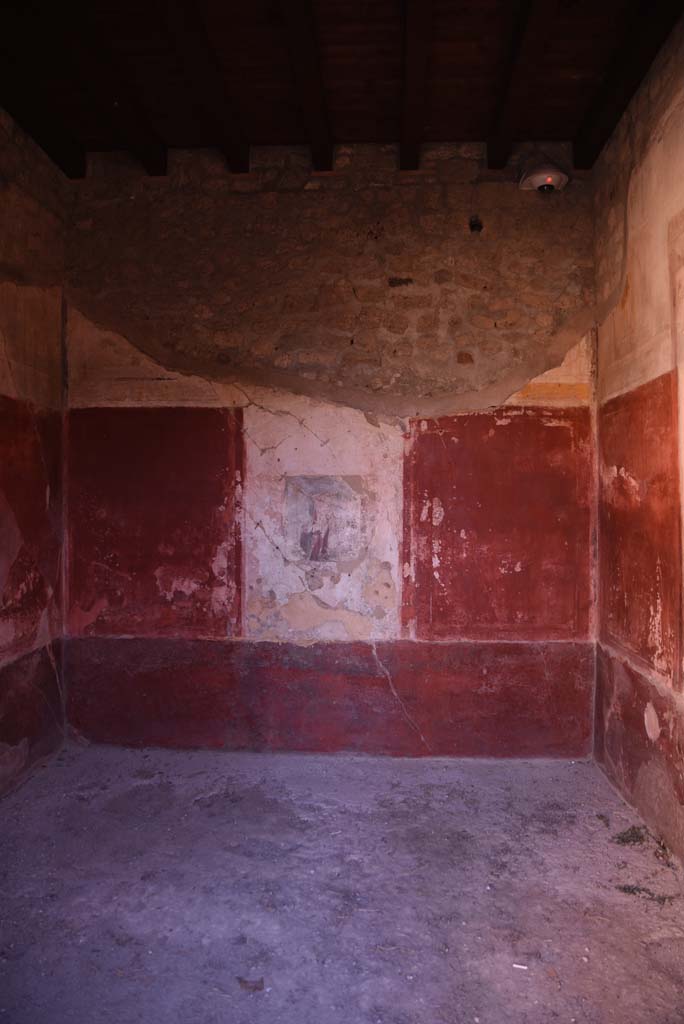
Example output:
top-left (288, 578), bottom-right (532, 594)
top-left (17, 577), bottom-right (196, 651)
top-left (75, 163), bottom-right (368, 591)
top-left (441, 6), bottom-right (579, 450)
top-left (66, 306), bottom-right (594, 415)
top-left (65, 308), bottom-right (596, 647)
top-left (67, 309), bottom-right (404, 646)
top-left (243, 393), bottom-right (403, 644)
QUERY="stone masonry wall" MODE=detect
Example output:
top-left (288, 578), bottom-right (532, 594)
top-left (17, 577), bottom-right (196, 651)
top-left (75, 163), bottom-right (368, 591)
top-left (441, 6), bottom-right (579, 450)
top-left (67, 143), bottom-right (594, 418)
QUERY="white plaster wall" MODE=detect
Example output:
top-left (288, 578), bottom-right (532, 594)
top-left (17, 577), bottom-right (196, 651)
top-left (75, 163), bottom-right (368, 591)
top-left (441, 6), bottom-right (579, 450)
top-left (243, 393), bottom-right (404, 644)
top-left (594, 19), bottom-right (684, 402)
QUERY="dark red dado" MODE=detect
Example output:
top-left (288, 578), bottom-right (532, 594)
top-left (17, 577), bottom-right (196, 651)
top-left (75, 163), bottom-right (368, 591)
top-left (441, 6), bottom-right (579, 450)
top-left (599, 371), bottom-right (681, 680)
top-left (0, 645), bottom-right (63, 792)
top-left (403, 407), bottom-right (593, 641)
top-left (596, 644), bottom-right (684, 860)
top-left (67, 407), bottom-right (243, 639)
top-left (65, 637), bottom-right (594, 757)
top-left (0, 396), bottom-right (62, 661)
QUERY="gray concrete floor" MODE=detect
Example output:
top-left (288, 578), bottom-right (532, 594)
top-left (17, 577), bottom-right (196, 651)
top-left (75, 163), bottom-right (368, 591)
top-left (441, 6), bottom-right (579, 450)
top-left (1, 747), bottom-right (683, 1024)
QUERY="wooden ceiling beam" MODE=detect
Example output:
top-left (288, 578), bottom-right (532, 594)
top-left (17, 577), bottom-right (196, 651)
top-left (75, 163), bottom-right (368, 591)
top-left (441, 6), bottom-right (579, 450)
top-left (399, 0), bottom-right (433, 171)
top-left (48, 7), bottom-right (167, 175)
top-left (573, 0), bottom-right (683, 169)
top-left (70, 37), bottom-right (168, 176)
top-left (278, 0), bottom-right (333, 172)
top-left (3, 4), bottom-right (167, 176)
top-left (166, 0), bottom-right (249, 173)
top-left (486, 0), bottom-right (547, 170)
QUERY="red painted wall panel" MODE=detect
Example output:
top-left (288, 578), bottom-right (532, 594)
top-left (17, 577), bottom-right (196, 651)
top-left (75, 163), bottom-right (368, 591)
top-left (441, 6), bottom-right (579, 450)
top-left (66, 637), bottom-right (594, 757)
top-left (598, 372), bottom-right (681, 680)
top-left (0, 397), bottom-right (62, 662)
top-left (403, 407), bottom-right (593, 641)
top-left (596, 644), bottom-right (684, 859)
top-left (67, 407), bottom-right (243, 638)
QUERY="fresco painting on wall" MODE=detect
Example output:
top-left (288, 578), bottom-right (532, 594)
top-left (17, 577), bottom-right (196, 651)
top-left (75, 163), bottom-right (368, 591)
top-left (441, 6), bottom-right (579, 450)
top-left (285, 475), bottom-right (364, 564)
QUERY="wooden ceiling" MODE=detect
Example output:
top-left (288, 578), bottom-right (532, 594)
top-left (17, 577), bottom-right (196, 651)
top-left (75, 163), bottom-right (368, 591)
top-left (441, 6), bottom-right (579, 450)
top-left (1, 1), bottom-right (681, 179)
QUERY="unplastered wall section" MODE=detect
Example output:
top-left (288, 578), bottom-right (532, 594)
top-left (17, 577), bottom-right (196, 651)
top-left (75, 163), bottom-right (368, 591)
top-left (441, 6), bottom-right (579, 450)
top-left (0, 110), bottom-right (68, 789)
top-left (593, 15), bottom-right (684, 858)
top-left (63, 143), bottom-right (597, 757)
top-left (67, 142), bottom-right (595, 419)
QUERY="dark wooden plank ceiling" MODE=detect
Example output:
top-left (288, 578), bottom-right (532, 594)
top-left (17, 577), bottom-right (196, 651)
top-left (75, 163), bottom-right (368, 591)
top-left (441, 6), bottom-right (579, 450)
top-left (1, 0), bottom-right (681, 178)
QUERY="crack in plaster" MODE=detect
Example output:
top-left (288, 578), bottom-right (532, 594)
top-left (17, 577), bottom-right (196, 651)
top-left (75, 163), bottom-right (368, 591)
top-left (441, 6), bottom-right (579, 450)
top-left (230, 382), bottom-right (329, 448)
top-left (245, 507), bottom-right (305, 575)
top-left (371, 640), bottom-right (431, 752)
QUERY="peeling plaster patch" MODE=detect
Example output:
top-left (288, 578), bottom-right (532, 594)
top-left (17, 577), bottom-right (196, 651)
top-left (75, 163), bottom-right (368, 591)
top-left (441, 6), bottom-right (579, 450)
top-left (498, 559), bottom-right (523, 575)
top-left (647, 561), bottom-right (668, 674)
top-left (209, 539), bottom-right (239, 622)
top-left (540, 415), bottom-right (577, 430)
top-left (644, 702), bottom-right (661, 742)
top-left (603, 463), bottom-right (641, 504)
top-left (280, 592), bottom-right (371, 642)
top-left (210, 583), bottom-right (236, 621)
top-left (154, 568), bottom-right (201, 601)
top-left (431, 497), bottom-right (444, 526)
top-left (362, 560), bottom-right (397, 620)
top-left (244, 391), bottom-right (403, 643)
top-left (66, 307), bottom-right (252, 408)
top-left (211, 540), bottom-right (232, 581)
top-left (506, 335), bottom-right (593, 407)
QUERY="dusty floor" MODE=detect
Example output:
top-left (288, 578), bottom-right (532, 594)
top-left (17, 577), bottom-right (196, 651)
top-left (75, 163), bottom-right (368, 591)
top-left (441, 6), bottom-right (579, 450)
top-left (1, 748), bottom-right (682, 1024)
